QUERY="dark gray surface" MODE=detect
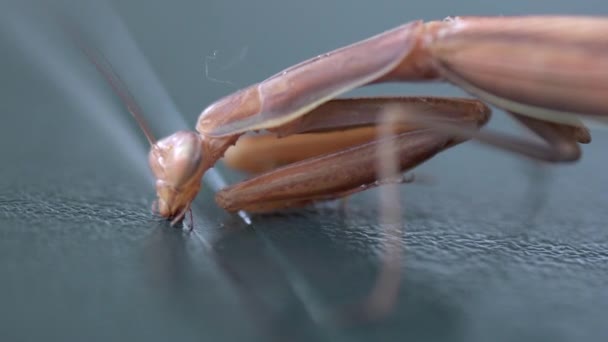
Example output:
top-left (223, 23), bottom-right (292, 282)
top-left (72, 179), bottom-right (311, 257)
top-left (1, 0), bottom-right (607, 341)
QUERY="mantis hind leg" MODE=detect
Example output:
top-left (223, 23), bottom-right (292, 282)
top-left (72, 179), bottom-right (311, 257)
top-left (411, 110), bottom-right (591, 163)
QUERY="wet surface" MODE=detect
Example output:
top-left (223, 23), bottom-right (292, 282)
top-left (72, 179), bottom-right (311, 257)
top-left (1, 0), bottom-right (607, 341)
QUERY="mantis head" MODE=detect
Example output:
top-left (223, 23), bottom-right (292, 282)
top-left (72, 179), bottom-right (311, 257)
top-left (148, 130), bottom-right (206, 223)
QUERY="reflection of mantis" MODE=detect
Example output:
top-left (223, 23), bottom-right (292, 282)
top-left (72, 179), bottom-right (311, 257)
top-left (82, 16), bottom-right (604, 225)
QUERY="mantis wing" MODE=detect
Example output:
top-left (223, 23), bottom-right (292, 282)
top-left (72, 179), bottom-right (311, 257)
top-left (197, 21), bottom-right (423, 136)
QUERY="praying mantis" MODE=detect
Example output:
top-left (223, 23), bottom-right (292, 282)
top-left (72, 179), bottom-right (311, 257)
top-left (80, 15), bottom-right (607, 224)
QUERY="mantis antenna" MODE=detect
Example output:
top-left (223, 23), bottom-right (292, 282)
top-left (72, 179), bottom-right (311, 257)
top-left (59, 17), bottom-right (158, 146)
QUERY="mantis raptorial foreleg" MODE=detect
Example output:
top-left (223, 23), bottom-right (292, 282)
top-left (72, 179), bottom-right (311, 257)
top-left (216, 97), bottom-right (490, 212)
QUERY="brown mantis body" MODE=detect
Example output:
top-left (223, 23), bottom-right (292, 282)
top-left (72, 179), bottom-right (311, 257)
top-left (64, 14), bottom-right (607, 321)
top-left (79, 16), bottom-right (606, 224)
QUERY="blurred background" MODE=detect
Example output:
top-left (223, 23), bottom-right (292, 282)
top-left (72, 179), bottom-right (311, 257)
top-left (1, 0), bottom-right (607, 341)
